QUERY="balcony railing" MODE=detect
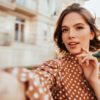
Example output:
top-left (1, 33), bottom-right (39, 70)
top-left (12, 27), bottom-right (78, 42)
top-left (0, 0), bottom-right (15, 10)
top-left (0, 0), bottom-right (14, 4)
top-left (0, 0), bottom-right (37, 16)
top-left (0, 0), bottom-right (37, 11)
top-left (16, 0), bottom-right (37, 11)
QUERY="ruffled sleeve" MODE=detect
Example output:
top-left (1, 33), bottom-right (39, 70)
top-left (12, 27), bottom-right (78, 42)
top-left (11, 60), bottom-right (60, 100)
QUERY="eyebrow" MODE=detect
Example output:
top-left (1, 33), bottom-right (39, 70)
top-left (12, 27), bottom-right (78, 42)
top-left (73, 23), bottom-right (84, 27)
top-left (61, 23), bottom-right (84, 28)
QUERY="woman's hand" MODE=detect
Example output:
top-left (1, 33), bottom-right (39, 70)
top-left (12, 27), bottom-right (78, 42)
top-left (77, 48), bottom-right (99, 82)
top-left (77, 48), bottom-right (100, 99)
top-left (0, 70), bottom-right (26, 100)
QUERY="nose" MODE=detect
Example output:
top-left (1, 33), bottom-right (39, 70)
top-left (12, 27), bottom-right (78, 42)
top-left (68, 29), bottom-right (76, 39)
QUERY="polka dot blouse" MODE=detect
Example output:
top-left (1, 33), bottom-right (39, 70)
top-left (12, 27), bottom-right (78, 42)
top-left (12, 53), bottom-right (98, 100)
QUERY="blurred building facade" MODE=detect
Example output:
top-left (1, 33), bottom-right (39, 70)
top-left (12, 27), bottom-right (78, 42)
top-left (0, 0), bottom-right (57, 46)
top-left (0, 0), bottom-right (100, 67)
top-left (0, 0), bottom-right (100, 46)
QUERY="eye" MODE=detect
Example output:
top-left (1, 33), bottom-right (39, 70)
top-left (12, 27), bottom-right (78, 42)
top-left (76, 26), bottom-right (84, 30)
top-left (62, 28), bottom-right (69, 33)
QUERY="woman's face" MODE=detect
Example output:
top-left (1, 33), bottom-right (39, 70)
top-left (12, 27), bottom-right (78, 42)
top-left (61, 12), bottom-right (94, 55)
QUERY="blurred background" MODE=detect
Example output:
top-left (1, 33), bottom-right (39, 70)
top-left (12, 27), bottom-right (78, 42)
top-left (0, 0), bottom-right (100, 68)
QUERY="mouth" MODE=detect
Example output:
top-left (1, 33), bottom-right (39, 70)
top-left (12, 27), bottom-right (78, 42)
top-left (68, 42), bottom-right (80, 48)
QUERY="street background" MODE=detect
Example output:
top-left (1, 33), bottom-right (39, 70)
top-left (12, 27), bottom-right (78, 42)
top-left (0, 0), bottom-right (100, 68)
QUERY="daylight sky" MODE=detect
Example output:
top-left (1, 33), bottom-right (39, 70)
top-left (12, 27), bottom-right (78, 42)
top-left (84, 0), bottom-right (100, 17)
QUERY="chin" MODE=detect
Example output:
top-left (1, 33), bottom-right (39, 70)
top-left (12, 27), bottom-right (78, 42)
top-left (69, 49), bottom-right (81, 55)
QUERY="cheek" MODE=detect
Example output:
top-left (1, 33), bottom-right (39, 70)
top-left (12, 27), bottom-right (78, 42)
top-left (80, 34), bottom-right (90, 48)
top-left (62, 34), bottom-right (68, 43)
top-left (80, 32), bottom-right (90, 41)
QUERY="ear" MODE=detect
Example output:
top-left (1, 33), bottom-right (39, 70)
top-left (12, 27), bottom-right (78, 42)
top-left (90, 32), bottom-right (94, 40)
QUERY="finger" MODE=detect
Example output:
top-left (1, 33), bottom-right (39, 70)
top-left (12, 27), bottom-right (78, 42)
top-left (90, 62), bottom-right (100, 79)
top-left (76, 53), bottom-right (87, 58)
top-left (81, 48), bottom-right (89, 54)
top-left (76, 48), bottom-right (90, 58)
top-left (81, 59), bottom-right (89, 67)
top-left (81, 56), bottom-right (95, 63)
top-left (77, 53), bottom-right (93, 63)
top-left (77, 54), bottom-right (89, 66)
top-left (86, 60), bottom-right (89, 67)
top-left (81, 56), bottom-right (89, 66)
top-left (98, 64), bottom-right (100, 79)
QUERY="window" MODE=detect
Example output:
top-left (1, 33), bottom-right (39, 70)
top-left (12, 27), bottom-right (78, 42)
top-left (15, 18), bottom-right (25, 42)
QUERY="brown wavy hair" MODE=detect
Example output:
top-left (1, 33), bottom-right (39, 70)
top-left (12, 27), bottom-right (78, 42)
top-left (54, 3), bottom-right (100, 54)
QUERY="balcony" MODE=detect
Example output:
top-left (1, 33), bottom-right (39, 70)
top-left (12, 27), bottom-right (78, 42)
top-left (0, 0), bottom-right (15, 10)
top-left (0, 0), bottom-right (37, 17)
top-left (14, 0), bottom-right (37, 17)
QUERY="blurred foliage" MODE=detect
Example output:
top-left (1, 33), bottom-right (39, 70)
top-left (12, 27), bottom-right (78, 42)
top-left (93, 51), bottom-right (100, 62)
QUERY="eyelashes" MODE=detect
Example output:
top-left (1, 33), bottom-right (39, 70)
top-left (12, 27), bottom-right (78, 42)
top-left (76, 26), bottom-right (84, 30)
top-left (61, 29), bottom-right (68, 33)
top-left (61, 26), bottom-right (84, 33)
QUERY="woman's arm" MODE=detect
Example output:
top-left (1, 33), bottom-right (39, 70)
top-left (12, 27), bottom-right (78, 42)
top-left (5, 60), bottom-right (59, 100)
top-left (0, 71), bottom-right (26, 100)
top-left (93, 81), bottom-right (100, 100)
top-left (77, 48), bottom-right (100, 100)
top-left (90, 64), bottom-right (100, 100)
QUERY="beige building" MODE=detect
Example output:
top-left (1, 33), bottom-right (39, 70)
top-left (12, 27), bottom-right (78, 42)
top-left (0, 0), bottom-right (100, 67)
top-left (0, 0), bottom-right (99, 46)
top-left (0, 0), bottom-right (58, 46)
top-left (0, 0), bottom-right (35, 45)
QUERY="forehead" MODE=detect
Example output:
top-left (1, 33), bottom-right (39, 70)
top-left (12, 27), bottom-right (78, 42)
top-left (62, 12), bottom-right (87, 26)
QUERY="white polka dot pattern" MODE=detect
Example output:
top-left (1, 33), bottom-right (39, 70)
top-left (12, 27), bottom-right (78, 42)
top-left (11, 53), bottom-right (98, 100)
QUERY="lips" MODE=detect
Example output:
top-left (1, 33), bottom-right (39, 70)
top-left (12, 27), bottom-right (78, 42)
top-left (68, 42), bottom-right (79, 48)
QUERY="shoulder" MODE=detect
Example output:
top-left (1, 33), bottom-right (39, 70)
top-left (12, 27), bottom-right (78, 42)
top-left (40, 59), bottom-right (61, 69)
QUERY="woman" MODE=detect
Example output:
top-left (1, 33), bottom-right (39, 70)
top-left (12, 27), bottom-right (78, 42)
top-left (5, 3), bottom-right (100, 100)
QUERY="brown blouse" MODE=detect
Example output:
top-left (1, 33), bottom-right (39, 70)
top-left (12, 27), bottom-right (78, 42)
top-left (12, 53), bottom-right (98, 100)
